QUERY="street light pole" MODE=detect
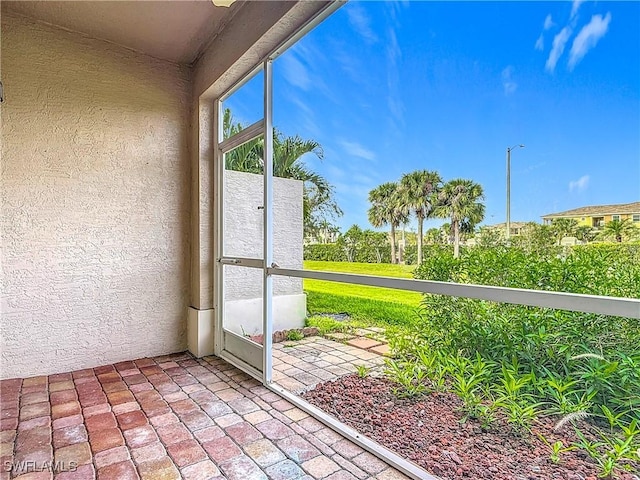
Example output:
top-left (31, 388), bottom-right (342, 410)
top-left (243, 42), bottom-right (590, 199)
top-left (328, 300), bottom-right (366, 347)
top-left (506, 144), bottom-right (525, 240)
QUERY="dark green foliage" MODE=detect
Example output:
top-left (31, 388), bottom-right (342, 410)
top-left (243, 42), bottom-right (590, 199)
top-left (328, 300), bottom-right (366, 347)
top-left (304, 244), bottom-right (346, 262)
top-left (305, 227), bottom-right (395, 264)
top-left (403, 243), bottom-right (640, 426)
top-left (304, 242), bottom-right (392, 263)
top-left (304, 242), bottom-right (427, 266)
top-left (414, 243), bottom-right (640, 296)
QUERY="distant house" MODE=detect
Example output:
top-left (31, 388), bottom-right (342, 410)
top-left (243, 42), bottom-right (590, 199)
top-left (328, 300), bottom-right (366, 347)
top-left (483, 221), bottom-right (530, 237)
top-left (541, 202), bottom-right (640, 228)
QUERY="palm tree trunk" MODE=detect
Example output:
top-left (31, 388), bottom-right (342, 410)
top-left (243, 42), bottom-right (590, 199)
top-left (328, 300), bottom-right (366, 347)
top-left (417, 216), bottom-right (424, 265)
top-left (453, 221), bottom-right (460, 259)
top-left (390, 225), bottom-right (397, 264)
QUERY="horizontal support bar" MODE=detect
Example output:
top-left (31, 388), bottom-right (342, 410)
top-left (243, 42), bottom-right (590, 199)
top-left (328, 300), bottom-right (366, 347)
top-left (267, 268), bottom-right (640, 319)
top-left (218, 119), bottom-right (264, 154)
top-left (218, 257), bottom-right (264, 269)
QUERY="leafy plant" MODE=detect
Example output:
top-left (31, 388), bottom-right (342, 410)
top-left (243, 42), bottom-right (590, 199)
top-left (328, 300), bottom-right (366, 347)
top-left (449, 355), bottom-right (493, 421)
top-left (286, 330), bottom-right (304, 341)
top-left (385, 359), bottom-right (428, 399)
top-left (600, 405), bottom-right (628, 434)
top-left (544, 374), bottom-right (598, 418)
top-left (417, 348), bottom-right (449, 393)
top-left (306, 243), bottom-right (640, 471)
top-left (574, 423), bottom-right (640, 479)
top-left (305, 316), bottom-right (348, 335)
top-left (355, 364), bottom-right (370, 378)
top-left (538, 434), bottom-right (577, 464)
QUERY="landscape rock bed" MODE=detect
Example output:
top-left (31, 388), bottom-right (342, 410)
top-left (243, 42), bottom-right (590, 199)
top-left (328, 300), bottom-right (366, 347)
top-left (303, 375), bottom-right (639, 480)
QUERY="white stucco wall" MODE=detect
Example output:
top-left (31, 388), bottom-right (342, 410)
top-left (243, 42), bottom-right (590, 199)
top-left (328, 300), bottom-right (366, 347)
top-left (0, 13), bottom-right (192, 378)
top-left (223, 170), bottom-right (305, 335)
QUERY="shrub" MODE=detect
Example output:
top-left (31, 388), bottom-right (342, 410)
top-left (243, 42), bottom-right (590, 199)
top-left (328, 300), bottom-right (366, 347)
top-left (304, 242), bottom-right (392, 263)
top-left (304, 244), bottom-right (345, 262)
top-left (414, 243), bottom-right (640, 296)
top-left (402, 243), bottom-right (640, 425)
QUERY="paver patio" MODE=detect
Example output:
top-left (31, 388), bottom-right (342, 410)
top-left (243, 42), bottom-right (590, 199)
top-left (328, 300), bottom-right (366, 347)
top-left (272, 337), bottom-right (386, 394)
top-left (0, 352), bottom-right (409, 480)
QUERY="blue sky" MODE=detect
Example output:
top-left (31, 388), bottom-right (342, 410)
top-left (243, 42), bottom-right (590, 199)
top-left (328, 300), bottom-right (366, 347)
top-left (226, 1), bottom-right (640, 232)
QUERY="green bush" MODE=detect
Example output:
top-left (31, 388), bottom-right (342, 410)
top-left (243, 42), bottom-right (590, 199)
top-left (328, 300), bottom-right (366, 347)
top-left (304, 242), bottom-right (392, 263)
top-left (414, 243), bottom-right (640, 296)
top-left (303, 242), bottom-right (446, 266)
top-left (403, 244), bottom-right (418, 265)
top-left (396, 243), bottom-right (640, 427)
top-left (304, 244), bottom-right (345, 262)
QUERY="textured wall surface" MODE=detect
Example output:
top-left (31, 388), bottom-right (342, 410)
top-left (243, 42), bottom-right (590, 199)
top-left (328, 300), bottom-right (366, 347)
top-left (223, 170), bottom-right (303, 298)
top-left (222, 170), bottom-right (305, 336)
top-left (1, 13), bottom-right (192, 378)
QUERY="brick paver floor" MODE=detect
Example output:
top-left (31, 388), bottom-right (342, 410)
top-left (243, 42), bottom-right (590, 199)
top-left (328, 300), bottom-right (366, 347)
top-left (272, 337), bottom-right (386, 394)
top-left (0, 352), bottom-right (411, 480)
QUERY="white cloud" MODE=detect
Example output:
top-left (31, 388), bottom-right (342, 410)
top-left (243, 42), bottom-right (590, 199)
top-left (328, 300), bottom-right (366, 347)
top-left (501, 66), bottom-right (518, 95)
top-left (544, 14), bottom-right (555, 30)
top-left (334, 48), bottom-right (365, 85)
top-left (339, 141), bottom-right (376, 161)
top-left (386, 28), bottom-right (404, 132)
top-left (286, 95), bottom-right (320, 137)
top-left (279, 52), bottom-right (311, 90)
top-left (571, 0), bottom-right (584, 19)
top-left (569, 175), bottom-right (590, 192)
top-left (325, 164), bottom-right (346, 181)
top-left (535, 14), bottom-right (554, 51)
top-left (346, 4), bottom-right (378, 45)
top-left (545, 26), bottom-right (572, 73)
top-left (288, 95), bottom-right (312, 116)
top-left (568, 13), bottom-right (612, 70)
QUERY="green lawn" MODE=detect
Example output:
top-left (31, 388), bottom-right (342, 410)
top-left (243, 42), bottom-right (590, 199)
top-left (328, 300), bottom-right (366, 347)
top-left (303, 261), bottom-right (423, 327)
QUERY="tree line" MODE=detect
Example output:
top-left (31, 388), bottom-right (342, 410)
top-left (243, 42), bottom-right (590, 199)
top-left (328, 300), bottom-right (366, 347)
top-left (368, 171), bottom-right (485, 262)
top-left (222, 110), bottom-right (636, 262)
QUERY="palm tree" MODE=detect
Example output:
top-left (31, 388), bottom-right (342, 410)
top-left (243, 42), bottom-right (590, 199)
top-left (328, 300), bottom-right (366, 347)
top-left (399, 170), bottom-right (442, 265)
top-left (425, 227), bottom-right (443, 245)
top-left (368, 182), bottom-right (408, 264)
top-left (550, 218), bottom-right (579, 243)
top-left (575, 225), bottom-right (596, 243)
top-left (435, 179), bottom-right (485, 258)
top-left (272, 134), bottom-right (322, 178)
top-left (223, 109), bottom-right (263, 173)
top-left (600, 219), bottom-right (637, 243)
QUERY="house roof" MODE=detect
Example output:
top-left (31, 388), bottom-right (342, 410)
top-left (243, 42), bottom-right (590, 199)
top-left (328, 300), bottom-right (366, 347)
top-left (542, 202), bottom-right (640, 219)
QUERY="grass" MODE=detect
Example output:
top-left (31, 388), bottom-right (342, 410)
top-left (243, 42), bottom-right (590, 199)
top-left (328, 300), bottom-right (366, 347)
top-left (303, 261), bottom-right (422, 327)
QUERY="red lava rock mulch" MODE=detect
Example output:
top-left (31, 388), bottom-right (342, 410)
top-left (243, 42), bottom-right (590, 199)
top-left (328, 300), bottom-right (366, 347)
top-left (303, 375), bottom-right (640, 480)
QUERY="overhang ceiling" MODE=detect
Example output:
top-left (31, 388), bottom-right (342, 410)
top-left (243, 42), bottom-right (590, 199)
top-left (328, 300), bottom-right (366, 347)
top-left (3, 0), bottom-right (242, 65)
